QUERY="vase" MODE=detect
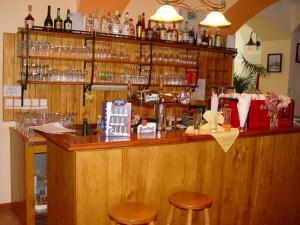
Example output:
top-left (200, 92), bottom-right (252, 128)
top-left (193, 111), bottom-right (202, 130)
top-left (269, 112), bottom-right (278, 128)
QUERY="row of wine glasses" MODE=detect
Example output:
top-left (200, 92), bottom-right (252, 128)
top-left (150, 73), bottom-right (188, 86)
top-left (22, 67), bottom-right (87, 83)
top-left (18, 41), bottom-right (198, 66)
top-left (152, 47), bottom-right (198, 66)
top-left (18, 41), bottom-right (93, 59)
top-left (15, 111), bottom-right (77, 137)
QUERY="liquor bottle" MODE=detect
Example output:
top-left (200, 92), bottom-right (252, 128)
top-left (122, 12), bottom-right (130, 36)
top-left (129, 18), bottom-right (135, 37)
top-left (189, 26), bottom-right (195, 44)
top-left (106, 12), bottom-right (113, 33)
top-left (178, 24), bottom-right (183, 42)
top-left (82, 117), bottom-right (89, 136)
top-left (197, 25), bottom-right (202, 46)
top-left (25, 4), bottom-right (34, 29)
top-left (201, 29), bottom-right (208, 46)
top-left (145, 20), bottom-right (153, 40)
top-left (64, 9), bottom-right (72, 31)
top-left (136, 15), bottom-right (142, 38)
top-left (86, 10), bottom-right (94, 32)
top-left (166, 25), bottom-right (173, 41)
top-left (172, 22), bottom-right (178, 42)
top-left (208, 34), bottom-right (214, 46)
top-left (112, 10), bottom-right (120, 35)
top-left (215, 29), bottom-right (222, 47)
top-left (100, 10), bottom-right (108, 33)
top-left (152, 21), bottom-right (160, 40)
top-left (160, 23), bottom-right (167, 40)
top-left (54, 8), bottom-right (63, 31)
top-left (141, 12), bottom-right (146, 38)
top-left (93, 9), bottom-right (101, 32)
top-left (44, 5), bottom-right (53, 30)
top-left (183, 21), bottom-right (189, 43)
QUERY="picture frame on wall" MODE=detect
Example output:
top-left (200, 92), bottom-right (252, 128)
top-left (296, 43), bottom-right (300, 63)
top-left (267, 53), bottom-right (282, 73)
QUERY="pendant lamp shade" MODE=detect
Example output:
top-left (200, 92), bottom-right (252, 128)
top-left (200, 11), bottom-right (231, 27)
top-left (150, 4), bottom-right (183, 22)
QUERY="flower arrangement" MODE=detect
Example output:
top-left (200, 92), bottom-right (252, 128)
top-left (265, 91), bottom-right (291, 128)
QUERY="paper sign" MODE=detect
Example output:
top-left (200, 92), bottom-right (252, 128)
top-left (4, 85), bottom-right (22, 97)
top-left (194, 79), bottom-right (206, 100)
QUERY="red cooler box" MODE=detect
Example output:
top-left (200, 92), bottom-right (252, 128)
top-left (220, 98), bottom-right (294, 129)
top-left (248, 99), bottom-right (294, 129)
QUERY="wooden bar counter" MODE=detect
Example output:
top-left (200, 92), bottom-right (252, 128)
top-left (38, 126), bottom-right (300, 225)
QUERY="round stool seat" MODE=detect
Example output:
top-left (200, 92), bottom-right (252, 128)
top-left (169, 191), bottom-right (212, 210)
top-left (109, 202), bottom-right (157, 225)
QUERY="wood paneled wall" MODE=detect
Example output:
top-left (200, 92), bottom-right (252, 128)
top-left (3, 33), bottom-right (233, 123)
top-left (47, 133), bottom-right (300, 225)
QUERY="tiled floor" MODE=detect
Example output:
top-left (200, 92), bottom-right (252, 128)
top-left (0, 205), bottom-right (47, 225)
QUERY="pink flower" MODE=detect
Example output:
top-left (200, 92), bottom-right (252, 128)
top-left (265, 91), bottom-right (290, 117)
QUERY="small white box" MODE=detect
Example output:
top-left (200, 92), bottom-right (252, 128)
top-left (23, 99), bottom-right (31, 106)
top-left (32, 99), bottom-right (39, 107)
top-left (40, 99), bottom-right (47, 107)
top-left (4, 99), bottom-right (13, 108)
top-left (14, 99), bottom-right (22, 108)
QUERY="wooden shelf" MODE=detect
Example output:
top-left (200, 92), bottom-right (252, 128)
top-left (92, 82), bottom-right (147, 86)
top-left (17, 80), bottom-right (87, 85)
top-left (18, 55), bottom-right (93, 62)
top-left (150, 83), bottom-right (197, 88)
top-left (94, 59), bottom-right (150, 65)
top-left (18, 27), bottom-right (93, 39)
top-left (18, 27), bottom-right (237, 55)
top-left (152, 62), bottom-right (197, 69)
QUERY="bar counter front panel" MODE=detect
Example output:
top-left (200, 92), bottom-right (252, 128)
top-left (40, 128), bottom-right (300, 225)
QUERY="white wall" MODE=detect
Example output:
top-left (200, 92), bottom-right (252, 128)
top-left (288, 32), bottom-right (300, 116)
top-left (0, 0), bottom-right (77, 204)
top-left (234, 24), bottom-right (261, 77)
top-left (260, 39), bottom-right (292, 95)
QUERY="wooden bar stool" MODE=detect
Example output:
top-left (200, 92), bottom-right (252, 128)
top-left (109, 202), bottom-right (157, 225)
top-left (166, 191), bottom-right (212, 225)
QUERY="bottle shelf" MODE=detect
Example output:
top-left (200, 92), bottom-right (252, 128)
top-left (92, 82), bottom-right (147, 86)
top-left (17, 80), bottom-right (87, 85)
top-left (18, 27), bottom-right (237, 54)
top-left (152, 62), bottom-right (197, 69)
top-left (18, 55), bottom-right (93, 62)
top-left (94, 58), bottom-right (150, 65)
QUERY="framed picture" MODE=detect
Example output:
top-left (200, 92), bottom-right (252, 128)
top-left (267, 53), bottom-right (282, 73)
top-left (296, 43), bottom-right (300, 63)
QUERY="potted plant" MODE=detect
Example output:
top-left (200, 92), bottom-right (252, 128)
top-left (233, 56), bottom-right (270, 93)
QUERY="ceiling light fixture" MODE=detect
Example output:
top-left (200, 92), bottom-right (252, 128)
top-left (246, 31), bottom-right (261, 50)
top-left (153, 0), bottom-right (231, 27)
top-left (150, 1), bottom-right (183, 22)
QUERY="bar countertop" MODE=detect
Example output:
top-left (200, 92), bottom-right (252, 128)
top-left (35, 125), bottom-right (300, 151)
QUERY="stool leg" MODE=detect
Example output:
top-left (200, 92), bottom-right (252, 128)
top-left (186, 209), bottom-right (193, 225)
top-left (204, 208), bottom-right (210, 225)
top-left (166, 205), bottom-right (175, 225)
